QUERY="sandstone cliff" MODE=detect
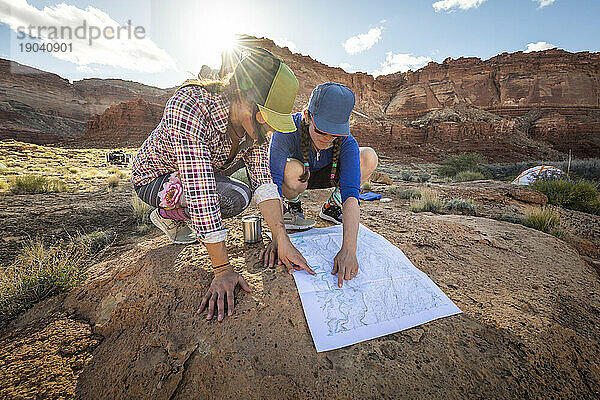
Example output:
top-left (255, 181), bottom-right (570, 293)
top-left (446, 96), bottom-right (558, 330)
top-left (1, 40), bottom-right (599, 160)
top-left (77, 98), bottom-right (164, 147)
top-left (0, 59), bottom-right (173, 144)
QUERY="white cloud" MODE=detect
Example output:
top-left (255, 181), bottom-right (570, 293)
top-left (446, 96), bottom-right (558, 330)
top-left (373, 52), bottom-right (432, 76)
top-left (342, 26), bottom-right (382, 55)
top-left (0, 0), bottom-right (176, 73)
top-left (76, 65), bottom-right (99, 73)
top-left (524, 41), bottom-right (556, 53)
top-left (433, 0), bottom-right (486, 12)
top-left (532, 0), bottom-right (557, 8)
top-left (338, 63), bottom-right (355, 73)
top-left (274, 38), bottom-right (297, 53)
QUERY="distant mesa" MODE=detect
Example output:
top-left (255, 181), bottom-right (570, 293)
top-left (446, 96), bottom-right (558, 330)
top-left (0, 37), bottom-right (599, 161)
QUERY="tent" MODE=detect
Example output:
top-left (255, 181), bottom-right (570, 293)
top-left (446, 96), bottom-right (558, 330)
top-left (511, 165), bottom-right (568, 186)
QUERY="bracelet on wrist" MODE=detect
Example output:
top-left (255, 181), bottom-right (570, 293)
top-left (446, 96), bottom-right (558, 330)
top-left (213, 262), bottom-right (232, 275)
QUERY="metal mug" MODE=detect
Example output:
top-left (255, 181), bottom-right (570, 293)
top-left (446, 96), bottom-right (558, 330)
top-left (242, 215), bottom-right (262, 244)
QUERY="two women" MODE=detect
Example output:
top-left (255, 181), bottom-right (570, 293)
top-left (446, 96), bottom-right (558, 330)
top-left (131, 48), bottom-right (313, 322)
top-left (265, 82), bottom-right (378, 287)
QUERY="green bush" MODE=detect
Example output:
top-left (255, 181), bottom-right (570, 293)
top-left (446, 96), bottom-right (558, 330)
top-left (438, 153), bottom-right (486, 178)
top-left (498, 214), bottom-right (523, 224)
top-left (531, 179), bottom-right (600, 215)
top-left (362, 182), bottom-right (372, 191)
top-left (401, 171), bottom-right (413, 181)
top-left (0, 238), bottom-right (86, 325)
top-left (9, 175), bottom-right (68, 194)
top-left (417, 172), bottom-right (431, 183)
top-left (455, 170), bottom-right (485, 182)
top-left (522, 207), bottom-right (563, 238)
top-left (409, 189), bottom-right (442, 213)
top-left (389, 185), bottom-right (421, 199)
top-left (445, 198), bottom-right (477, 213)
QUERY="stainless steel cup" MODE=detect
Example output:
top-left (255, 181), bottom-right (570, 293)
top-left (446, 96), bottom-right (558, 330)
top-left (242, 215), bottom-right (262, 244)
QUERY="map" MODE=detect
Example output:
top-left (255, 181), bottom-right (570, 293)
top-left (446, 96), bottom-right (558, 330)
top-left (289, 224), bottom-right (462, 352)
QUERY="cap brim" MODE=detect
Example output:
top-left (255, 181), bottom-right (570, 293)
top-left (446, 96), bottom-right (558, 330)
top-left (311, 115), bottom-right (350, 137)
top-left (257, 104), bottom-right (297, 133)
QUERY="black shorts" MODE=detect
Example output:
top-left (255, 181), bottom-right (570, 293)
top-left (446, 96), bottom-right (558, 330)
top-left (307, 163), bottom-right (334, 189)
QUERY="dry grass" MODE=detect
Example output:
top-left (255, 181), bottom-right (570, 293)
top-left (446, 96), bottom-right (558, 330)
top-left (409, 189), bottom-right (442, 213)
top-left (522, 206), bottom-right (563, 238)
top-left (0, 238), bottom-right (86, 325)
top-left (130, 195), bottom-right (153, 227)
top-left (107, 174), bottom-right (120, 189)
top-left (9, 175), bottom-right (69, 194)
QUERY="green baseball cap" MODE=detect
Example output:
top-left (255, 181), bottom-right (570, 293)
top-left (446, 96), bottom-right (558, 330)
top-left (231, 48), bottom-right (298, 133)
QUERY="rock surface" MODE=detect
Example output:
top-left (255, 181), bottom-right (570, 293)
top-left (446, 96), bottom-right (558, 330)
top-left (5, 202), bottom-right (596, 399)
top-left (1, 184), bottom-right (599, 399)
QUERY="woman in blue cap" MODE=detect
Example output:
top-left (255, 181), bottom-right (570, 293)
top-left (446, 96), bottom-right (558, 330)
top-left (261, 82), bottom-right (378, 287)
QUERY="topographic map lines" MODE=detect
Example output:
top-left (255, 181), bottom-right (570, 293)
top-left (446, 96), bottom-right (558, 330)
top-left (290, 224), bottom-right (461, 352)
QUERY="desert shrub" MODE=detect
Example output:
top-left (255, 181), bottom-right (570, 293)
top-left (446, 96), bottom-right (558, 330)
top-left (409, 189), bottom-right (442, 213)
top-left (417, 172), bottom-right (431, 183)
top-left (362, 182), bottom-right (372, 191)
top-left (75, 230), bottom-right (115, 255)
top-left (455, 170), bottom-right (485, 182)
top-left (438, 153), bottom-right (486, 178)
top-left (498, 214), bottom-right (523, 224)
top-left (231, 168), bottom-right (250, 187)
top-left (67, 166), bottom-right (80, 174)
top-left (107, 174), bottom-right (120, 188)
top-left (10, 175), bottom-right (68, 194)
top-left (0, 181), bottom-right (8, 192)
top-left (482, 159), bottom-right (600, 183)
top-left (0, 238), bottom-right (86, 325)
top-left (388, 185), bottom-right (421, 199)
top-left (401, 171), bottom-right (413, 181)
top-left (562, 159), bottom-right (600, 182)
top-left (445, 198), bottom-right (477, 213)
top-left (531, 179), bottom-right (600, 215)
top-left (131, 195), bottom-right (153, 226)
top-left (108, 167), bottom-right (127, 179)
top-left (522, 207), bottom-right (563, 238)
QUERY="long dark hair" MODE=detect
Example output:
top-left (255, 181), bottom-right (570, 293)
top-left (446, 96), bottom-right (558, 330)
top-left (298, 111), bottom-right (342, 187)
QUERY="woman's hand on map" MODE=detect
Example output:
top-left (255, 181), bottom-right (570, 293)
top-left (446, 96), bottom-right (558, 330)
top-left (197, 267), bottom-right (252, 322)
top-left (332, 247), bottom-right (359, 288)
top-left (259, 236), bottom-right (315, 276)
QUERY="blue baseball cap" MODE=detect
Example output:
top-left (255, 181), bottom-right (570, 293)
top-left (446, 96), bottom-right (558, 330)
top-left (308, 82), bottom-right (355, 136)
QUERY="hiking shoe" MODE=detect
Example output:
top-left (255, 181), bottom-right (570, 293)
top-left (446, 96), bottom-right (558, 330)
top-left (150, 209), bottom-right (197, 244)
top-left (283, 200), bottom-right (316, 230)
top-left (319, 204), bottom-right (343, 225)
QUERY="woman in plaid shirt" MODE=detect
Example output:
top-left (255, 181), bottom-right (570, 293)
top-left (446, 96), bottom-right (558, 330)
top-left (132, 49), bottom-right (313, 322)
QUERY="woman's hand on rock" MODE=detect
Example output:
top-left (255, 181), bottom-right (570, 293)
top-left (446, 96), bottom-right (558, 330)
top-left (197, 267), bottom-right (252, 322)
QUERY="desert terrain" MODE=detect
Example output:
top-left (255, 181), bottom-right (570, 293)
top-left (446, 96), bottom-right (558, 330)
top-left (0, 36), bottom-right (599, 399)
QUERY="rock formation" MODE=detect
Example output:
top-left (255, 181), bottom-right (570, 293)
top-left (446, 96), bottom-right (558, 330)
top-left (77, 98), bottom-right (164, 147)
top-left (3, 205), bottom-right (599, 399)
top-left (1, 39), bottom-right (599, 160)
top-left (0, 59), bottom-right (172, 144)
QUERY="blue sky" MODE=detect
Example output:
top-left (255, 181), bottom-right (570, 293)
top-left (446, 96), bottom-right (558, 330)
top-left (1, 0), bottom-right (599, 88)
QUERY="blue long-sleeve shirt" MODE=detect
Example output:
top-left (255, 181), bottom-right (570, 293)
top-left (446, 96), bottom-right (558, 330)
top-left (269, 113), bottom-right (361, 204)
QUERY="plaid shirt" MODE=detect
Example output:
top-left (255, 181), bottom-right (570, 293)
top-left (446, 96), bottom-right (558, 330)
top-left (132, 86), bottom-right (273, 242)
